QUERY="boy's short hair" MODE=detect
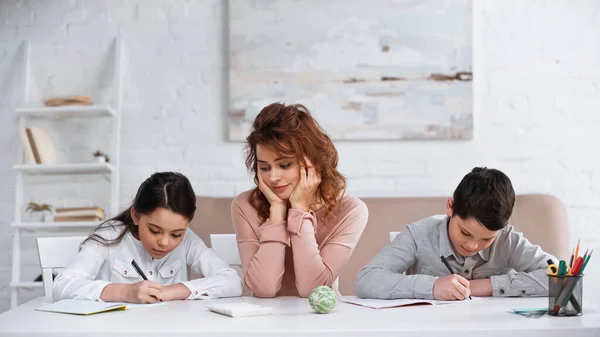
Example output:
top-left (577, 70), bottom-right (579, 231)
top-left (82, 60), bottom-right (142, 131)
top-left (452, 167), bottom-right (515, 231)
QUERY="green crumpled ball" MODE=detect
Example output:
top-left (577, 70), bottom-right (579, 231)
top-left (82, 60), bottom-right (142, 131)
top-left (308, 285), bottom-right (337, 314)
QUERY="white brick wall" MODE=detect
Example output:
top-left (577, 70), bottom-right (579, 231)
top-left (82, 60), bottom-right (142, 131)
top-left (0, 0), bottom-right (599, 312)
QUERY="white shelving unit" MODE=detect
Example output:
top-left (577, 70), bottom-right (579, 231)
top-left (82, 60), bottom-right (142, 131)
top-left (10, 38), bottom-right (124, 308)
top-left (13, 162), bottom-right (115, 175)
top-left (12, 221), bottom-right (102, 230)
top-left (16, 104), bottom-right (117, 119)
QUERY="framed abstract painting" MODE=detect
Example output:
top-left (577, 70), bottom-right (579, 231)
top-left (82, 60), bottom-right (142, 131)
top-left (228, 0), bottom-right (473, 141)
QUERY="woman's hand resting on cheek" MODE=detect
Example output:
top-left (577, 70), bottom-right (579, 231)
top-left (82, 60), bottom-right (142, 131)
top-left (258, 170), bottom-right (287, 223)
top-left (289, 157), bottom-right (321, 212)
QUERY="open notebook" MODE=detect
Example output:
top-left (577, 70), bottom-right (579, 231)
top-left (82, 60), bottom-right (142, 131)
top-left (36, 299), bottom-right (167, 315)
top-left (341, 296), bottom-right (485, 309)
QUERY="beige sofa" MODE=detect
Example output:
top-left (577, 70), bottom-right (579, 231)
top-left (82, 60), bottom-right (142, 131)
top-left (189, 194), bottom-right (569, 296)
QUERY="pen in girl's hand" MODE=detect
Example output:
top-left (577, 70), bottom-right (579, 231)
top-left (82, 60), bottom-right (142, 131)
top-left (131, 259), bottom-right (148, 280)
top-left (131, 259), bottom-right (163, 302)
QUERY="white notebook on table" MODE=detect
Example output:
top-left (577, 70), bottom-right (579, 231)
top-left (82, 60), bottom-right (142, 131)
top-left (36, 299), bottom-right (167, 315)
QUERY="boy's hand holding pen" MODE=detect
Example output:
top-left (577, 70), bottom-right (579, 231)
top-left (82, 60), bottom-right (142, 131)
top-left (432, 255), bottom-right (472, 301)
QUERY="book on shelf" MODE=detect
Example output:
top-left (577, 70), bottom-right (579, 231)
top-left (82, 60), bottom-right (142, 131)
top-left (17, 126), bottom-right (57, 165)
top-left (53, 206), bottom-right (105, 222)
top-left (53, 215), bottom-right (103, 222)
top-left (55, 206), bottom-right (104, 212)
top-left (44, 95), bottom-right (93, 107)
top-left (18, 127), bottom-right (36, 164)
top-left (55, 207), bottom-right (105, 218)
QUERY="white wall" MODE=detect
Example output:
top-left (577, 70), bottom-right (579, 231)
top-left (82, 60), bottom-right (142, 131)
top-left (0, 0), bottom-right (599, 312)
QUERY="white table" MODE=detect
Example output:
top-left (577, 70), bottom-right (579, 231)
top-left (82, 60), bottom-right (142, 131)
top-left (0, 296), bottom-right (598, 337)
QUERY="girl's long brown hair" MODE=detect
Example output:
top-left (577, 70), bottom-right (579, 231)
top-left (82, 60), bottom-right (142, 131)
top-left (244, 102), bottom-right (346, 222)
top-left (82, 172), bottom-right (197, 247)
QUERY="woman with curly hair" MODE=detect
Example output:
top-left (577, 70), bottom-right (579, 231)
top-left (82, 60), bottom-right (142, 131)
top-left (231, 102), bottom-right (368, 298)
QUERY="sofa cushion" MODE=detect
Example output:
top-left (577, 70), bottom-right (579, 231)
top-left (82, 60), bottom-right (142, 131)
top-left (189, 194), bottom-right (568, 296)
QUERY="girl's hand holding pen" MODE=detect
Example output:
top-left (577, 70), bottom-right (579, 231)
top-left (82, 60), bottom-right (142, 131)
top-left (127, 259), bottom-right (162, 303)
top-left (126, 281), bottom-right (162, 304)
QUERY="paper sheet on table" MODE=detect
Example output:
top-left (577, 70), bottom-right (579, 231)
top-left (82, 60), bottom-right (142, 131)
top-left (122, 302), bottom-right (167, 310)
top-left (341, 296), bottom-right (485, 309)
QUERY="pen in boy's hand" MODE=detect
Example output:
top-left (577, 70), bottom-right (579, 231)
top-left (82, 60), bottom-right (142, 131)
top-left (440, 255), bottom-right (472, 300)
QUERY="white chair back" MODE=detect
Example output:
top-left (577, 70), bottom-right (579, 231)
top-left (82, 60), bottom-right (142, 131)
top-left (389, 215), bottom-right (446, 242)
top-left (209, 234), bottom-right (241, 266)
top-left (210, 234), bottom-right (242, 279)
top-left (36, 236), bottom-right (87, 297)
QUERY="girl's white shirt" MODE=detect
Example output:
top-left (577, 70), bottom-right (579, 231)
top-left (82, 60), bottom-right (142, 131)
top-left (53, 221), bottom-right (243, 301)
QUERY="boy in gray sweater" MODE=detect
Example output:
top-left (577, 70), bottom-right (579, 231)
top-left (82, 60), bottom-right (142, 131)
top-left (355, 167), bottom-right (555, 300)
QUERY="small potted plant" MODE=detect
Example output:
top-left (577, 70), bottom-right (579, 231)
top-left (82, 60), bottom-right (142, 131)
top-left (93, 150), bottom-right (110, 163)
top-left (24, 202), bottom-right (53, 222)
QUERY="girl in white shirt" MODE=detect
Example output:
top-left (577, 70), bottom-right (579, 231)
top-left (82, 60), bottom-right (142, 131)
top-left (53, 172), bottom-right (243, 303)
